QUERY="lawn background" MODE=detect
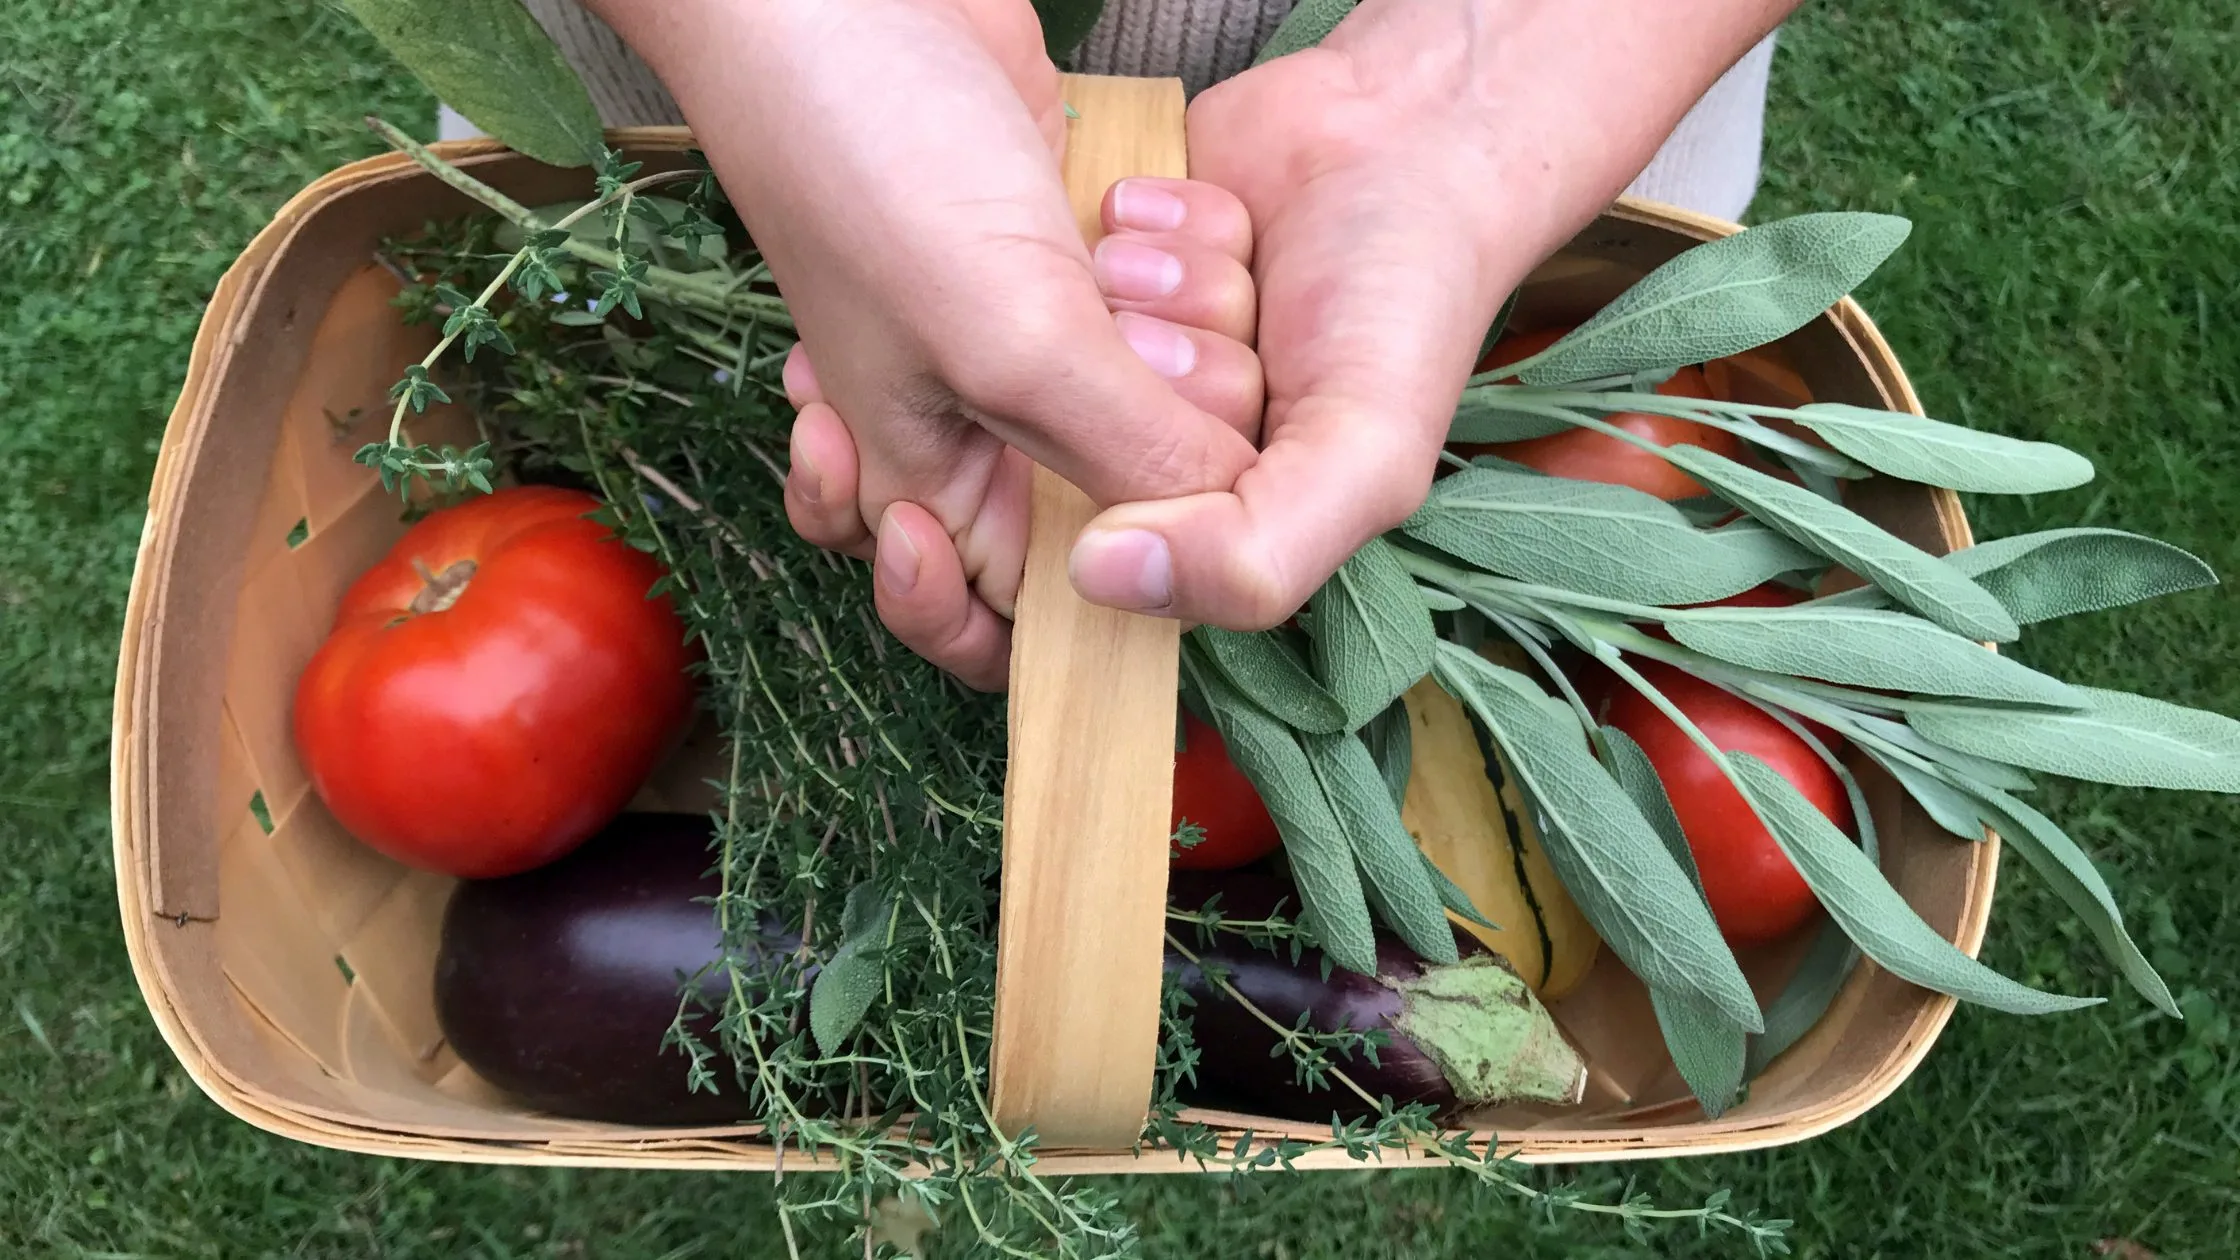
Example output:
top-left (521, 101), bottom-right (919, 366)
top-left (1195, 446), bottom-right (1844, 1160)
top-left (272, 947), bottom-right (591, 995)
top-left (3, 1), bottom-right (2235, 1255)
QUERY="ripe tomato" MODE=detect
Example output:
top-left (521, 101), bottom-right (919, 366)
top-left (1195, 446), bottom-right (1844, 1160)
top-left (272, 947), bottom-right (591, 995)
top-left (1456, 326), bottom-right (1743, 500)
top-left (1171, 710), bottom-right (1282, 871)
top-left (294, 486), bottom-right (698, 878)
top-left (1600, 661), bottom-right (1852, 948)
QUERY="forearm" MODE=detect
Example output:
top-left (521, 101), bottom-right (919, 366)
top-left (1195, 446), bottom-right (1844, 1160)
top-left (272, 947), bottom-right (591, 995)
top-left (1326, 0), bottom-right (1799, 258)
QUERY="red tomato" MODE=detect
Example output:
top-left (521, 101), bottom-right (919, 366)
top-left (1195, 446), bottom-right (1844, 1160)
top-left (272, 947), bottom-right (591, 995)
top-left (294, 486), bottom-right (698, 878)
top-left (1456, 326), bottom-right (1744, 500)
top-left (1600, 661), bottom-right (1852, 948)
top-left (1171, 710), bottom-right (1282, 871)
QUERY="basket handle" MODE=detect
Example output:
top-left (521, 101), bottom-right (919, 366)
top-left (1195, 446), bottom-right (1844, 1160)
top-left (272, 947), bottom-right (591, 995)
top-left (989, 75), bottom-right (1190, 1152)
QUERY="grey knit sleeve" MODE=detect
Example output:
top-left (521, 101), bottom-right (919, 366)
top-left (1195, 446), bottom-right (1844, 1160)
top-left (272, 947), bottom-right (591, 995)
top-left (499, 0), bottom-right (1769, 223)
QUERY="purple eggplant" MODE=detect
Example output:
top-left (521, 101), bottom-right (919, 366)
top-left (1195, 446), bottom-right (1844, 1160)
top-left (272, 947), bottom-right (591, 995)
top-left (435, 821), bottom-right (1579, 1128)
top-left (1164, 871), bottom-right (1584, 1122)
top-left (433, 813), bottom-right (795, 1124)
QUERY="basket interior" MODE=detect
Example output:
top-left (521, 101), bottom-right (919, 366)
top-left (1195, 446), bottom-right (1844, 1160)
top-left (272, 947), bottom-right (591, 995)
top-left (119, 142), bottom-right (1992, 1168)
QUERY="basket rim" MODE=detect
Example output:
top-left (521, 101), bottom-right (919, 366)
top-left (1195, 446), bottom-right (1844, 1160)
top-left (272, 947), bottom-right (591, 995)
top-left (112, 130), bottom-right (1996, 1172)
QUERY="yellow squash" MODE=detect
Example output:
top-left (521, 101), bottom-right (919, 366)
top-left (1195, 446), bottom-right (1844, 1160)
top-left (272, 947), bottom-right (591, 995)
top-left (1399, 676), bottom-right (1602, 1000)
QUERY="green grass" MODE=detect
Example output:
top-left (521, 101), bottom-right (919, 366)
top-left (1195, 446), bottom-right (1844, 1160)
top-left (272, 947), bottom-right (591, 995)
top-left (3, 0), bottom-right (2236, 1255)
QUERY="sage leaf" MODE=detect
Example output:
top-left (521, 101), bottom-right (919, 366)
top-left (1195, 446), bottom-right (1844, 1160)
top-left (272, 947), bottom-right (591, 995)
top-left (1255, 0), bottom-right (1359, 62)
top-left (340, 0), bottom-right (604, 168)
top-left (1305, 732), bottom-right (1459, 964)
top-left (1950, 528), bottom-right (2218, 622)
top-left (810, 882), bottom-right (891, 1054)
top-left (1434, 645), bottom-right (1761, 1031)
top-left (1402, 466), bottom-right (1815, 605)
top-left (1843, 711), bottom-right (2037, 793)
top-left (1862, 748), bottom-right (1992, 841)
top-left (1194, 627), bottom-right (1347, 734)
top-left (1600, 728), bottom-right (1697, 885)
top-left (1970, 788), bottom-right (2179, 1017)
top-left (1663, 443), bottom-right (2020, 641)
top-left (1033, 0), bottom-right (1107, 58)
top-left (1310, 538), bottom-right (1436, 730)
top-left (1650, 986), bottom-right (1748, 1119)
top-left (1666, 607), bottom-right (2080, 705)
top-left (1420, 852), bottom-right (1499, 931)
top-left (1909, 686), bottom-right (2240, 792)
top-left (1416, 584), bottom-right (1468, 612)
top-left (1610, 728), bottom-right (1751, 1115)
top-left (1790, 403), bottom-right (2094, 494)
top-left (1189, 648), bottom-right (1379, 973)
top-left (1448, 390), bottom-right (1577, 443)
top-left (1360, 697), bottom-right (1414, 812)
top-left (1745, 921), bottom-right (1859, 1076)
top-left (1728, 755), bottom-right (2098, 1014)
top-left (1516, 214), bottom-right (1911, 384)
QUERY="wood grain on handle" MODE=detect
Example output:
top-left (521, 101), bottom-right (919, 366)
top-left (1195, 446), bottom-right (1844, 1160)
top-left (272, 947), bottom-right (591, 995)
top-left (988, 76), bottom-right (1188, 1152)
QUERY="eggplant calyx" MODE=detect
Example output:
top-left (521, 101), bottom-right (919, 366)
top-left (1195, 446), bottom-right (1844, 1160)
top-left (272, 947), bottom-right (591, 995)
top-left (1388, 955), bottom-right (1586, 1109)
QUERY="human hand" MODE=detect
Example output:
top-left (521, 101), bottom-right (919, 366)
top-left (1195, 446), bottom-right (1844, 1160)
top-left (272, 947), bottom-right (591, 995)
top-left (1069, 0), bottom-right (1797, 628)
top-left (783, 176), bottom-right (1266, 688)
top-left (586, 0), bottom-right (1259, 685)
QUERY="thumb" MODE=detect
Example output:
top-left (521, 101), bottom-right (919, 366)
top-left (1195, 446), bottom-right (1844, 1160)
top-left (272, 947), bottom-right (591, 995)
top-left (1066, 190), bottom-right (1501, 627)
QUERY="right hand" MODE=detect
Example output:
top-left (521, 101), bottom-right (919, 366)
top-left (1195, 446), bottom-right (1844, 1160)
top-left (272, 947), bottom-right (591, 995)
top-left (589, 0), bottom-right (1260, 679)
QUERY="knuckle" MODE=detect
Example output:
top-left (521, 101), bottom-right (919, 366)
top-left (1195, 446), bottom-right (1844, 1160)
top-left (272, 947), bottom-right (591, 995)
top-left (935, 294), bottom-right (1074, 420)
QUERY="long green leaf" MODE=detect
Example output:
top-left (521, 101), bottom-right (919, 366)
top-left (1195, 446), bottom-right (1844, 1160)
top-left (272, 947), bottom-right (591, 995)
top-left (1609, 727), bottom-right (1751, 1114)
top-left (1360, 696), bottom-right (1414, 811)
top-left (1908, 686), bottom-right (2240, 792)
top-left (1516, 214), bottom-right (1911, 384)
top-left (1309, 538), bottom-right (1436, 730)
top-left (1842, 711), bottom-right (2037, 792)
top-left (1448, 391), bottom-right (1578, 443)
top-left (1304, 732), bottom-right (1459, 964)
top-left (1666, 607), bottom-right (2080, 705)
top-left (1745, 921), bottom-right (1859, 1076)
top-left (1662, 443), bottom-right (2020, 641)
top-left (1434, 646), bottom-right (1762, 1030)
top-left (1969, 788), bottom-right (2178, 1017)
top-left (1861, 747), bottom-right (1993, 840)
top-left (1194, 627), bottom-right (1347, 734)
top-left (1949, 528), bottom-right (2218, 622)
top-left (1728, 755), bottom-right (2098, 1014)
top-left (340, 0), bottom-right (604, 168)
top-left (1600, 728), bottom-right (1697, 883)
top-left (1789, 403), bottom-right (2094, 494)
top-left (1649, 986), bottom-right (1749, 1119)
top-left (1402, 466), bottom-right (1815, 605)
top-left (1189, 648), bottom-right (1378, 974)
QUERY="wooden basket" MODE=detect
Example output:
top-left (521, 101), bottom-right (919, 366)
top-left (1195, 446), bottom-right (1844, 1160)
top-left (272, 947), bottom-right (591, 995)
top-left (113, 79), bottom-right (1993, 1173)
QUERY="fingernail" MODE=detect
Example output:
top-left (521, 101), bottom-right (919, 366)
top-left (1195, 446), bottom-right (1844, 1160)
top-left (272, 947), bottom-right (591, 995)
top-left (877, 510), bottom-right (920, 595)
top-left (1112, 179), bottom-right (1187, 232)
top-left (1069, 528), bottom-right (1173, 613)
top-left (1094, 238), bottom-right (1184, 301)
top-left (788, 434), bottom-right (825, 505)
top-left (1115, 312), bottom-right (1197, 379)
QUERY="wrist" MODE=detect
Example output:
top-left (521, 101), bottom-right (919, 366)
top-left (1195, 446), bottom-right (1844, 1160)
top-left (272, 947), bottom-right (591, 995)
top-left (1323, 0), bottom-right (1797, 268)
